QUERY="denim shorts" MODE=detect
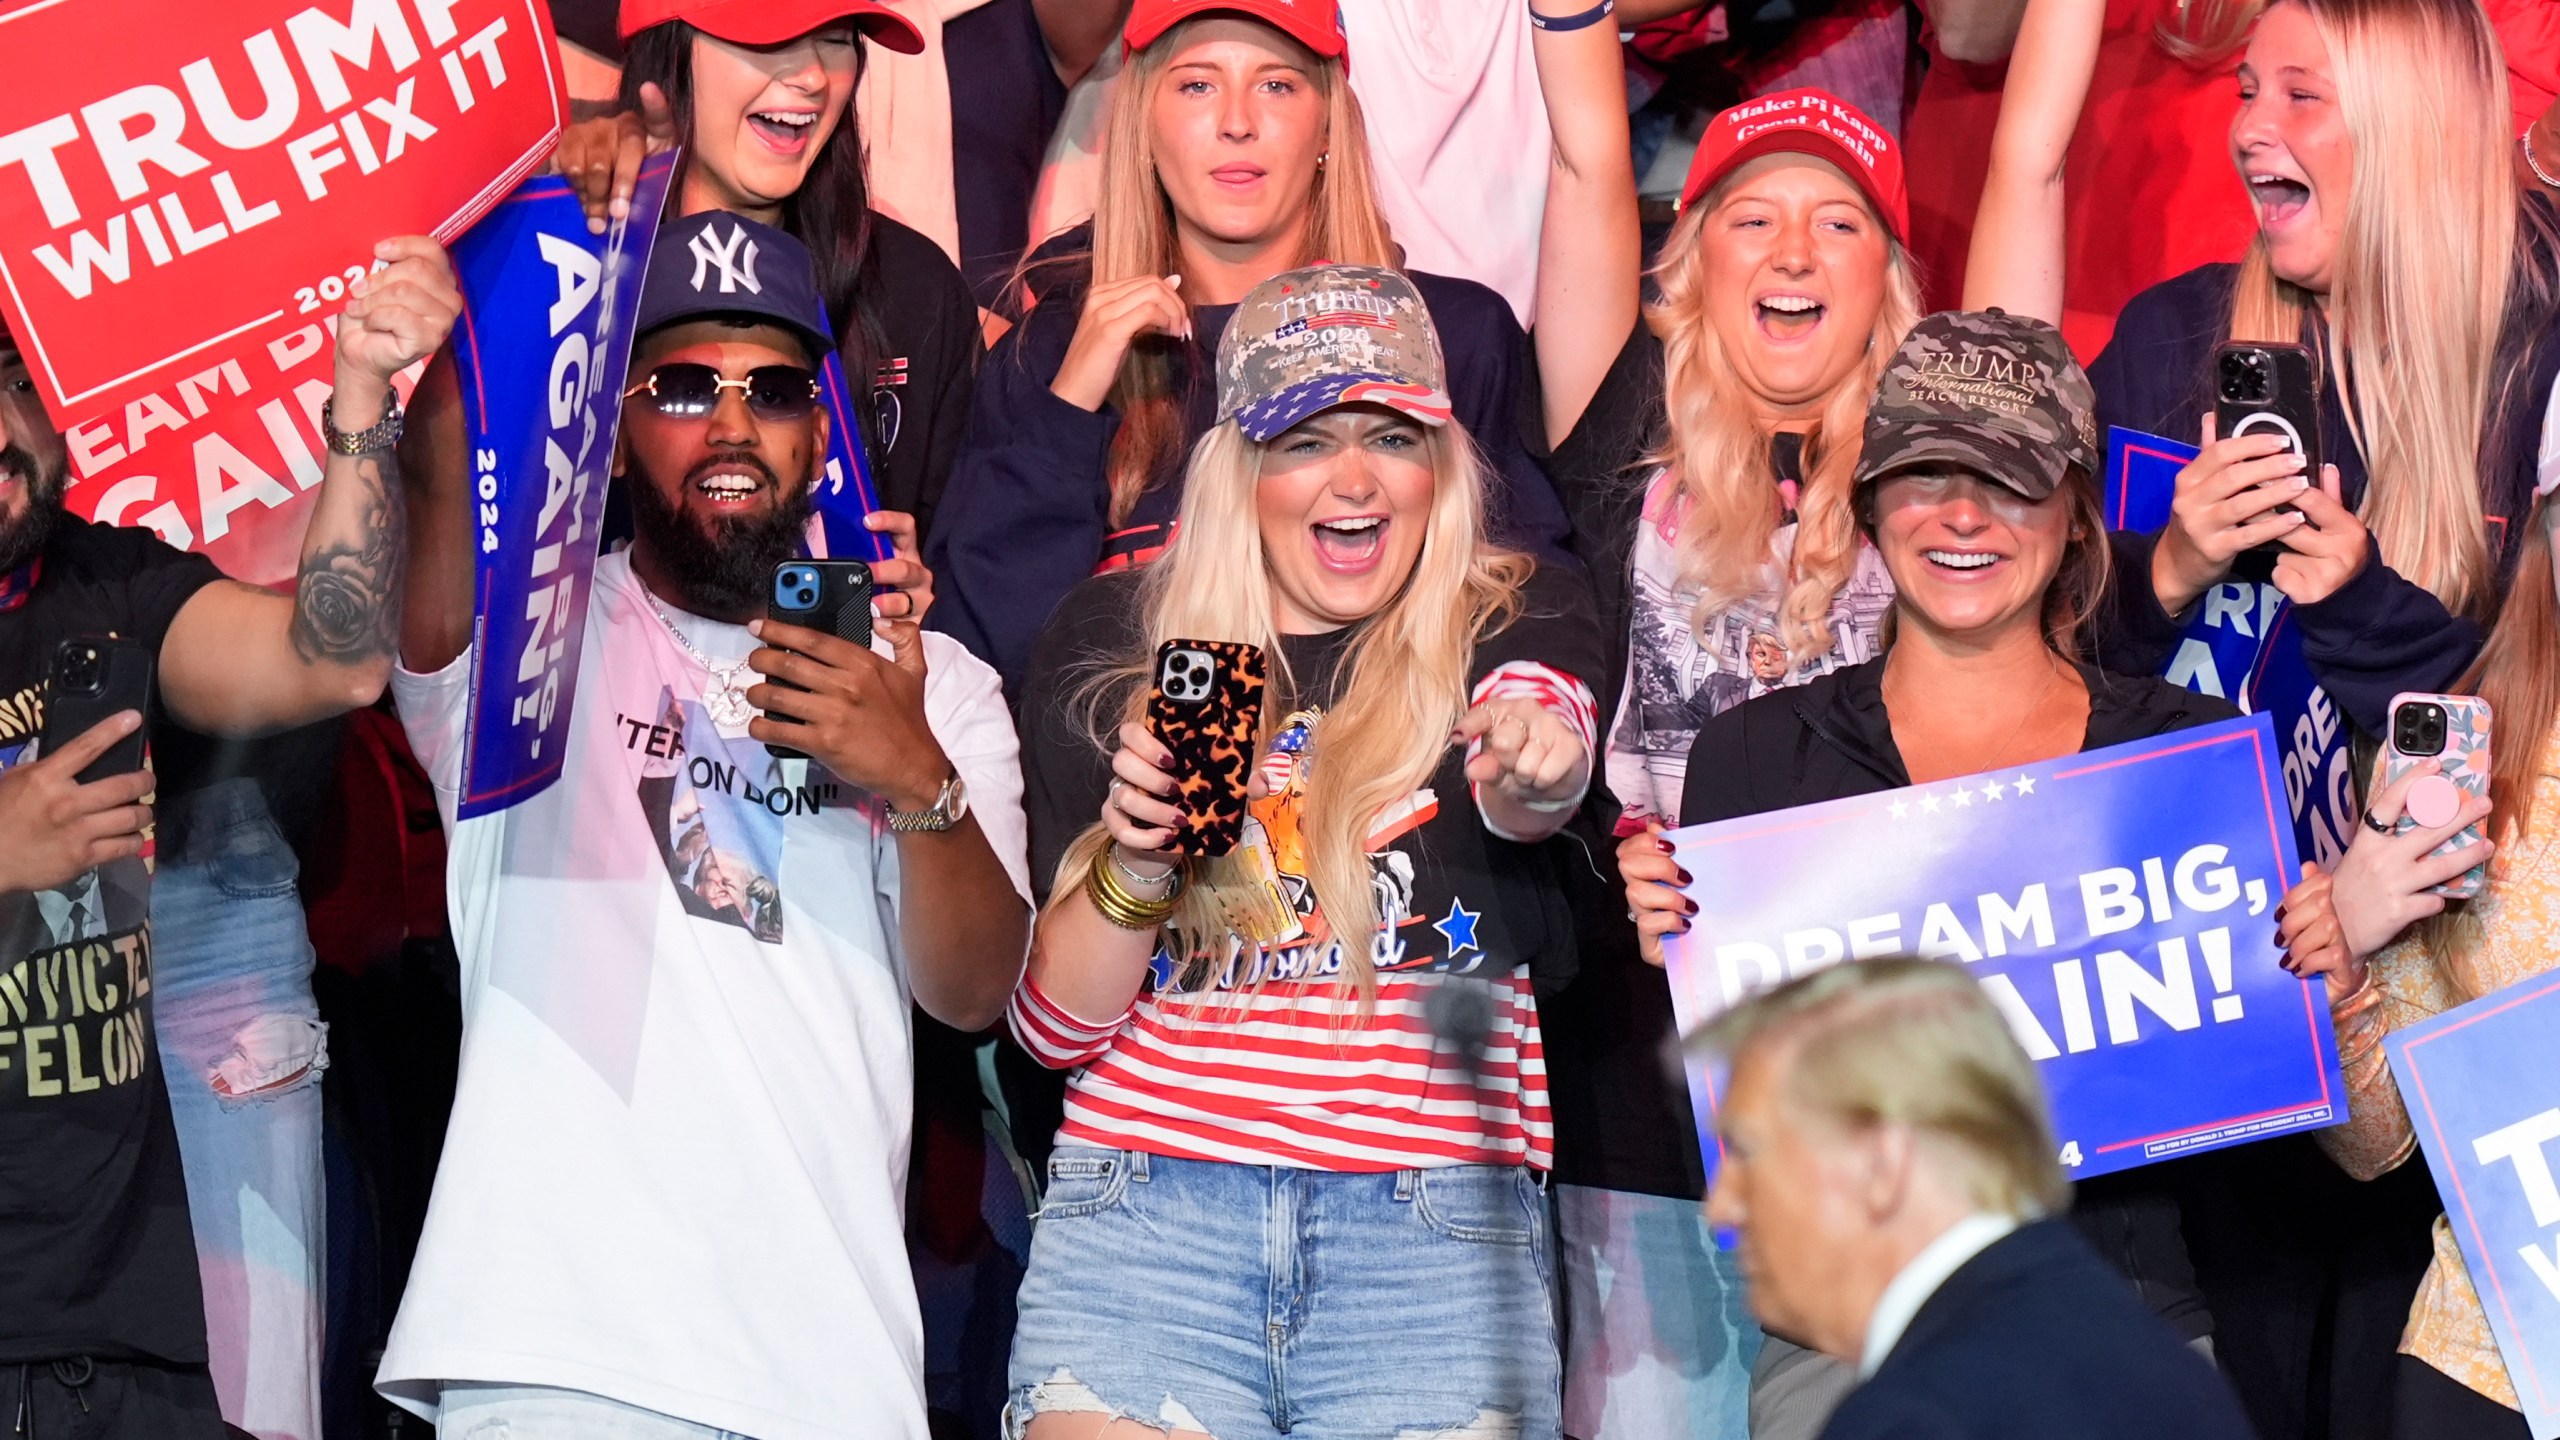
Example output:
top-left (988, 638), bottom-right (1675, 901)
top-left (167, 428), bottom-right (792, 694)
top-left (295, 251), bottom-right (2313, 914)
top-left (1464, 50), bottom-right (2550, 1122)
top-left (1007, 1148), bottom-right (1562, 1439)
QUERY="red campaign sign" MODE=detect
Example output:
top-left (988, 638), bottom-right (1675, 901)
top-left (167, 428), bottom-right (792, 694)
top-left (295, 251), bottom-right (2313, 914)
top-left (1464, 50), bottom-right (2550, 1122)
top-left (64, 313), bottom-right (375, 586)
top-left (0, 0), bottom-right (566, 429)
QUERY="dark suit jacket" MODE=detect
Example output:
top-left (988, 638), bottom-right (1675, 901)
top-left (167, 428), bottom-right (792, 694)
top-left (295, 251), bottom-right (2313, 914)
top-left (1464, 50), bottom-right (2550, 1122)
top-left (1819, 1219), bottom-right (2259, 1440)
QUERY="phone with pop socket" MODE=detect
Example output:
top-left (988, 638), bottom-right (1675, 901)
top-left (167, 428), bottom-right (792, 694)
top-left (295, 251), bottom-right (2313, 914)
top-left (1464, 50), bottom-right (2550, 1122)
top-left (2381, 693), bottom-right (2492, 899)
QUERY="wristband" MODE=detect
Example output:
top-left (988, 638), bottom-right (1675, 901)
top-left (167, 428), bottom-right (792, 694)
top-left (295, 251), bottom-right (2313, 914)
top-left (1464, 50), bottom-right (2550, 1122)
top-left (1527, 0), bottom-right (1614, 31)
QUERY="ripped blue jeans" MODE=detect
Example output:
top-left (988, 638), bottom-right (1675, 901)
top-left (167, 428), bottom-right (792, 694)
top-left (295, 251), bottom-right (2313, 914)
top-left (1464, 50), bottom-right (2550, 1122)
top-left (1007, 1148), bottom-right (1562, 1439)
top-left (151, 778), bottom-right (327, 1440)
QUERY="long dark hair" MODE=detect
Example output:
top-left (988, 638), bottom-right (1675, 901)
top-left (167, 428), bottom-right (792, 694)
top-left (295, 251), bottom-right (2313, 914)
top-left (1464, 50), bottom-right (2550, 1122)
top-left (620, 21), bottom-right (887, 448)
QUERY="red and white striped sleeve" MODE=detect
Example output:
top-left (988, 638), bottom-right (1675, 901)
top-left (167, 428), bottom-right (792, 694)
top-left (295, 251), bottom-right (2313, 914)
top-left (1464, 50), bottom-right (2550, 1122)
top-left (1464, 661), bottom-right (1600, 832)
top-left (1007, 973), bottom-right (1136, 1070)
top-left (1469, 660), bottom-right (1599, 759)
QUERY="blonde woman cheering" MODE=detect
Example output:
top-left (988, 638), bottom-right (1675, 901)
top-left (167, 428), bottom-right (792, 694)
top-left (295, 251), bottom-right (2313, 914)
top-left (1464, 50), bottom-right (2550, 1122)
top-left (928, 0), bottom-right (1569, 694)
top-left (1002, 265), bottom-right (1601, 1439)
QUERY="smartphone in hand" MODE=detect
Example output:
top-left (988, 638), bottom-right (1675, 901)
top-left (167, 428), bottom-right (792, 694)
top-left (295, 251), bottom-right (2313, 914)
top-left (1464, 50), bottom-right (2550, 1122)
top-left (1145, 640), bottom-right (1266, 859)
top-left (2215, 342), bottom-right (2321, 554)
top-left (762, 560), bottom-right (873, 763)
top-left (2383, 692), bottom-right (2492, 899)
top-left (40, 637), bottom-right (153, 784)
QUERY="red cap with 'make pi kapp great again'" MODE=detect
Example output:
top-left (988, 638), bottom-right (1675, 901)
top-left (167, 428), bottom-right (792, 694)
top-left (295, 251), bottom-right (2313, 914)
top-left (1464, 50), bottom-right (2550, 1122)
top-left (619, 0), bottom-right (925, 53)
top-left (1123, 0), bottom-right (1347, 58)
top-left (1680, 88), bottom-right (1908, 239)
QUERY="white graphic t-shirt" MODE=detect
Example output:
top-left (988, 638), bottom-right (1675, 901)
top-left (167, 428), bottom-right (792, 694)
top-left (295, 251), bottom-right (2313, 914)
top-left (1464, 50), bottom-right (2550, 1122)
top-left (1605, 471), bottom-right (1896, 825)
top-left (378, 551), bottom-right (1029, 1440)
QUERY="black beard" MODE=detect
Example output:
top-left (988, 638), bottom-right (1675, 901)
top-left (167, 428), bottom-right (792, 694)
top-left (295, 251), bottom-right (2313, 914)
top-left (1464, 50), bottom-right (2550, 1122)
top-left (624, 452), bottom-right (814, 620)
top-left (0, 444), bottom-right (66, 575)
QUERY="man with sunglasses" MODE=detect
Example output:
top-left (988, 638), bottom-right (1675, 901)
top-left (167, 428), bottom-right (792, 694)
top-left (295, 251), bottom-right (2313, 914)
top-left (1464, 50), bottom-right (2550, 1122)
top-left (380, 210), bottom-right (1029, 1439)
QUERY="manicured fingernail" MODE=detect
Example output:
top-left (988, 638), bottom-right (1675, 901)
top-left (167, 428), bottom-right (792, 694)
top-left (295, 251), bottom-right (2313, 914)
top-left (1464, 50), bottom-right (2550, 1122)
top-left (1676, 870), bottom-right (1693, 886)
top-left (1683, 899), bottom-right (1699, 915)
top-left (1656, 838), bottom-right (1674, 854)
top-left (747, 620), bottom-right (764, 636)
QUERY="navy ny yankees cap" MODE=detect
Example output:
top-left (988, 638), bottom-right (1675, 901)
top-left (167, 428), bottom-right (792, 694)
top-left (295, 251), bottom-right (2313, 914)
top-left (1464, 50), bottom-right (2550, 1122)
top-left (636, 211), bottom-right (835, 364)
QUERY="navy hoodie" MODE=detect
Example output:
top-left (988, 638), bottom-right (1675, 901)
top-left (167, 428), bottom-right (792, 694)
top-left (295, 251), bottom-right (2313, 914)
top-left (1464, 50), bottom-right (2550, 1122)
top-left (927, 232), bottom-right (1574, 695)
top-left (2087, 220), bottom-right (2560, 736)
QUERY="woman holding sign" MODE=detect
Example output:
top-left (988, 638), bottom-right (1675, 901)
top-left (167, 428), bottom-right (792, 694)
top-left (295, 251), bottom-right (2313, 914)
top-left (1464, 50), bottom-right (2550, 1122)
top-left (1002, 263), bottom-right (1601, 1438)
top-left (1622, 309), bottom-right (2241, 1435)
top-left (2276, 484), bottom-right (2560, 1438)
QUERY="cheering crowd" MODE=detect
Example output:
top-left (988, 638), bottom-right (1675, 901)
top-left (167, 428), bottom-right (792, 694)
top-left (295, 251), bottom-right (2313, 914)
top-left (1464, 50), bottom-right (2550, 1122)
top-left (6, 0), bottom-right (2560, 1436)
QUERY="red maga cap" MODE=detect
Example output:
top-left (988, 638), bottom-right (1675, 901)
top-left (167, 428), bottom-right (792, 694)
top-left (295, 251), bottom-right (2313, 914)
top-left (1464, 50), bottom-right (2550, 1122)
top-left (1123, 0), bottom-right (1347, 59)
top-left (619, 0), bottom-right (925, 54)
top-left (1679, 88), bottom-right (1908, 239)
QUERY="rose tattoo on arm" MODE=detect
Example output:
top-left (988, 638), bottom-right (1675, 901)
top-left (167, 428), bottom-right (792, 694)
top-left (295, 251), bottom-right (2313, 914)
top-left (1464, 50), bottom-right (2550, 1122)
top-left (289, 450), bottom-right (406, 666)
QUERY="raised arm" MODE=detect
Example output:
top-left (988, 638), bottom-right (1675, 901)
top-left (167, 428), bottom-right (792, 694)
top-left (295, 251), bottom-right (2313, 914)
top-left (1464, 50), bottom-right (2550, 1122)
top-left (1958, 0), bottom-right (2104, 322)
top-left (1529, 0), bottom-right (1644, 449)
top-left (159, 237), bottom-right (460, 737)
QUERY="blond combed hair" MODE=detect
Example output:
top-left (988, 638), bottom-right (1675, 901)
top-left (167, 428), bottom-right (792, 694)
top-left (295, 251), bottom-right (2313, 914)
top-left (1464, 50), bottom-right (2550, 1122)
top-left (1698, 958), bottom-right (2072, 1218)
top-left (2155, 0), bottom-right (2272, 63)
top-left (1050, 418), bottom-right (1532, 1003)
top-left (2228, 0), bottom-right (2519, 619)
top-left (1643, 185), bottom-right (1923, 664)
top-left (1087, 20), bottom-right (1399, 527)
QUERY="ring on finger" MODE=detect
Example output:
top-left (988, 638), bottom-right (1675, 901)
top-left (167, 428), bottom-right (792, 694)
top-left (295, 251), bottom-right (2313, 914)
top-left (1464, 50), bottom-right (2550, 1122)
top-left (2361, 808), bottom-right (2394, 836)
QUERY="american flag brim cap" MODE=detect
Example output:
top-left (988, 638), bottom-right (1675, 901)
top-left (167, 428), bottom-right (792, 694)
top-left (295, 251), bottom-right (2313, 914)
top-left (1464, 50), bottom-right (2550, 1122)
top-left (1231, 373), bottom-right (1451, 443)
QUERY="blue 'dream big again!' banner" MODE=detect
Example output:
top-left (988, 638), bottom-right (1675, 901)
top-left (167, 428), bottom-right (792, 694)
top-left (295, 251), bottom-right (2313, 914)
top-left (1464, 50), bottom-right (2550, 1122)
top-left (1662, 715), bottom-right (2345, 1184)
top-left (2108, 428), bottom-right (2361, 870)
top-left (450, 155), bottom-right (673, 820)
top-left (2389, 975), bottom-right (2560, 1439)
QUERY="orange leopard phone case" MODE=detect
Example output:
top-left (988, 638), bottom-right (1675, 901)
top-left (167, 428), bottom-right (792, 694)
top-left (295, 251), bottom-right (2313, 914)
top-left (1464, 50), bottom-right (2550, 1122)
top-left (1145, 640), bottom-right (1266, 858)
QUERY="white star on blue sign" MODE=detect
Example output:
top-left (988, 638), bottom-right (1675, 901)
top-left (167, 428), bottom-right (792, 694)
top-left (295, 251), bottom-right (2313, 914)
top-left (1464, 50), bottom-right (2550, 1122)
top-left (1435, 898), bottom-right (1482, 958)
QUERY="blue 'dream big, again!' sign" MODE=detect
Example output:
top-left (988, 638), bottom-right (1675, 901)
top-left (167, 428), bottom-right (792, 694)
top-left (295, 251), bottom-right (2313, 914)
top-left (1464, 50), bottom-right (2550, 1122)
top-left (2389, 974), bottom-right (2560, 1439)
top-left (2106, 428), bottom-right (2360, 872)
top-left (1662, 715), bottom-right (2345, 1184)
top-left (449, 153), bottom-right (673, 819)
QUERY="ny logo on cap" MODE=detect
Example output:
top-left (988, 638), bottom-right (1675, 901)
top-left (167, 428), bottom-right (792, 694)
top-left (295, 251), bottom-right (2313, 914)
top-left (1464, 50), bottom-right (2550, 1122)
top-left (689, 222), bottom-right (762, 295)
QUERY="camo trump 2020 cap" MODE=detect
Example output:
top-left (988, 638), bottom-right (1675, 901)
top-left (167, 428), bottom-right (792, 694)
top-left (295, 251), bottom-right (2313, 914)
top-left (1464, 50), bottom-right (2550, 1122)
top-left (1855, 309), bottom-right (2102, 503)
top-left (1217, 264), bottom-right (1452, 444)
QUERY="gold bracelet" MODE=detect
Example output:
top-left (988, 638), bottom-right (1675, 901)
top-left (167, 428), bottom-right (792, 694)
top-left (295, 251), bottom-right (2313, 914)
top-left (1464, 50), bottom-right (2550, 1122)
top-left (1087, 852), bottom-right (1184, 930)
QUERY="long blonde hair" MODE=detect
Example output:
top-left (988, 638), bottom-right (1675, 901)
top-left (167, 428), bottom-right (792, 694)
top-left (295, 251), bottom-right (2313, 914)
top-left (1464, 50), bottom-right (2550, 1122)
top-left (1086, 20), bottom-right (1398, 527)
top-left (1643, 176), bottom-right (1922, 662)
top-left (2227, 0), bottom-right (2519, 619)
top-left (1050, 418), bottom-right (1532, 1001)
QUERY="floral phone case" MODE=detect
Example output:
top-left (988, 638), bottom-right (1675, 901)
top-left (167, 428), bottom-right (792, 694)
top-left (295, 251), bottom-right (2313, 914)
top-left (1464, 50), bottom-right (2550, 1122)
top-left (1145, 640), bottom-right (1266, 858)
top-left (2381, 692), bottom-right (2492, 899)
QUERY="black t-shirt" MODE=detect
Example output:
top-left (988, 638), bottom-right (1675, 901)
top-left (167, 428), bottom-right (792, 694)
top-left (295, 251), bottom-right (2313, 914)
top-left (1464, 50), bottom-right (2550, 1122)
top-left (857, 214), bottom-right (982, 546)
top-left (1019, 564), bottom-right (1605, 987)
top-left (945, 0), bottom-right (1070, 310)
top-left (0, 516), bottom-right (219, 1364)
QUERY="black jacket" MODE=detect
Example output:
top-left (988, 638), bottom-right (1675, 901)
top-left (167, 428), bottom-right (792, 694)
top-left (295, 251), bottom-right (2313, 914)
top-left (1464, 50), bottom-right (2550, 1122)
top-left (1821, 1219), bottom-right (2257, 1440)
top-left (1683, 656), bottom-right (2238, 1342)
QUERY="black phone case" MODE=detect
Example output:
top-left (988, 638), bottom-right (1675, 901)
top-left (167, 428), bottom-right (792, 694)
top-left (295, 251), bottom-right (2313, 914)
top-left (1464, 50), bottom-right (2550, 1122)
top-left (1144, 639), bottom-right (1266, 859)
top-left (41, 637), bottom-right (154, 785)
top-left (764, 561), bottom-right (874, 762)
top-left (2215, 341), bottom-right (2322, 476)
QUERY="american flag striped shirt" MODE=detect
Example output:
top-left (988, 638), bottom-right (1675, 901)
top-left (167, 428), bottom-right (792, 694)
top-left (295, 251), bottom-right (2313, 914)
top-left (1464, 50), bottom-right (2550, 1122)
top-left (1006, 661), bottom-right (1591, 1172)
